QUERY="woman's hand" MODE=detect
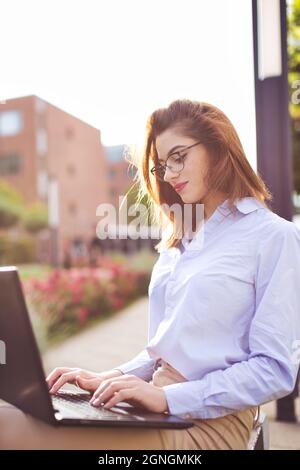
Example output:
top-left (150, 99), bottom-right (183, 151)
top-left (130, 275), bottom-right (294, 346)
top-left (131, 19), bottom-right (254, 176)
top-left (46, 367), bottom-right (124, 394)
top-left (89, 374), bottom-right (169, 414)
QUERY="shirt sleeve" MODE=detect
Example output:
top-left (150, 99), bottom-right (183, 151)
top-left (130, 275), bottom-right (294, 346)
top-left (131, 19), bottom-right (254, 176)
top-left (112, 348), bottom-right (157, 382)
top-left (162, 222), bottom-right (300, 419)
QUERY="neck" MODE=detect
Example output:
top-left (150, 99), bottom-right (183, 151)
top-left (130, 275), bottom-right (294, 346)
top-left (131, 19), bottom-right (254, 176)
top-left (183, 192), bottom-right (228, 241)
top-left (203, 192), bottom-right (228, 221)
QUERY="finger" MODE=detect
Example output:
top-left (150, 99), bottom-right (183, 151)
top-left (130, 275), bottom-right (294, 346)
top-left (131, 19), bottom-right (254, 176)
top-left (90, 375), bottom-right (135, 402)
top-left (91, 381), bottom-right (133, 406)
top-left (46, 368), bottom-right (65, 387)
top-left (49, 371), bottom-right (79, 394)
top-left (46, 367), bottom-right (70, 389)
top-left (102, 388), bottom-right (136, 409)
top-left (76, 376), bottom-right (101, 392)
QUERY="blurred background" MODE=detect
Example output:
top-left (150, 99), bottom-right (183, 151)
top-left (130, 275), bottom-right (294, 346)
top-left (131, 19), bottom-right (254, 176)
top-left (0, 0), bottom-right (299, 449)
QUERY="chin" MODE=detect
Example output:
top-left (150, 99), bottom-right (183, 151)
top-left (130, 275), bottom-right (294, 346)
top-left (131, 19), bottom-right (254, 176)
top-left (181, 194), bottom-right (202, 204)
top-left (181, 197), bottom-right (192, 204)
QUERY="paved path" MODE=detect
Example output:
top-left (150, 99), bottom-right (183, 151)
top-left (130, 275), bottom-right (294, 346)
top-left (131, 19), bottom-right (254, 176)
top-left (43, 297), bottom-right (300, 450)
top-left (43, 297), bottom-right (149, 374)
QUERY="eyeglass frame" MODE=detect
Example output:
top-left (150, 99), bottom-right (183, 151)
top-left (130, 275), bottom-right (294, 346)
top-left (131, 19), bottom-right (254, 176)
top-left (150, 140), bottom-right (203, 181)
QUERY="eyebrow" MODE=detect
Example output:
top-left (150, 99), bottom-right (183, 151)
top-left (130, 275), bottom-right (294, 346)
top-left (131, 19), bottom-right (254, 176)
top-left (158, 145), bottom-right (186, 163)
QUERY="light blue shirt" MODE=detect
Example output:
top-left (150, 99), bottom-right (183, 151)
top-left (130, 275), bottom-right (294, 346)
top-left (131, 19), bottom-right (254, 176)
top-left (115, 197), bottom-right (300, 419)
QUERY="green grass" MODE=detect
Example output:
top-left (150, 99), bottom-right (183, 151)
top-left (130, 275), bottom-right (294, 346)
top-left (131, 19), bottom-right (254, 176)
top-left (17, 250), bottom-right (158, 281)
top-left (18, 263), bottom-right (53, 281)
top-left (103, 249), bottom-right (158, 271)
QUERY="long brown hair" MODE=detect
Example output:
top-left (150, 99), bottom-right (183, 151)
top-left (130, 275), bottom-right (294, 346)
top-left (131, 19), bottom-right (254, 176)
top-left (128, 99), bottom-right (272, 251)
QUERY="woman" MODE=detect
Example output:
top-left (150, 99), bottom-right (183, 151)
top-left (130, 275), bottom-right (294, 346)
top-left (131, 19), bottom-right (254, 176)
top-left (1, 99), bottom-right (300, 450)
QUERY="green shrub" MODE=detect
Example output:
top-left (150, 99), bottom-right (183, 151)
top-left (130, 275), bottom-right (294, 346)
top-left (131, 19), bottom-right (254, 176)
top-left (0, 179), bottom-right (23, 228)
top-left (0, 235), bottom-right (36, 265)
top-left (22, 202), bottom-right (48, 233)
top-left (23, 262), bottom-right (151, 347)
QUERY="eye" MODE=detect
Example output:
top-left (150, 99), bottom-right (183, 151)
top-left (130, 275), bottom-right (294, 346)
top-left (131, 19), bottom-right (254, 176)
top-left (174, 152), bottom-right (187, 162)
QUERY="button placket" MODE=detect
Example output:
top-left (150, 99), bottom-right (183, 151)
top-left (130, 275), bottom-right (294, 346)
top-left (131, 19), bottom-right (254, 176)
top-left (164, 249), bottom-right (182, 307)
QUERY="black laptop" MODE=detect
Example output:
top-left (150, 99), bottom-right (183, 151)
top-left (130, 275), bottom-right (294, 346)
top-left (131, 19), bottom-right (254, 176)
top-left (0, 266), bottom-right (194, 429)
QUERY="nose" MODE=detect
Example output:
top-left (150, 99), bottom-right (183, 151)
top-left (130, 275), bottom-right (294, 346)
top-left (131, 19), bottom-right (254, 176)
top-left (163, 166), bottom-right (180, 184)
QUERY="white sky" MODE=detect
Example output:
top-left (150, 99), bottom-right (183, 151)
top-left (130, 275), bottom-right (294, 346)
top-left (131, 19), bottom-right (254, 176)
top-left (0, 0), bottom-right (256, 167)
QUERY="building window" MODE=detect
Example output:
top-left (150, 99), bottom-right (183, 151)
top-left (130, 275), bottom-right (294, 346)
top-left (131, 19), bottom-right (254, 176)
top-left (0, 153), bottom-right (21, 175)
top-left (36, 128), bottom-right (48, 155)
top-left (37, 170), bottom-right (48, 198)
top-left (0, 110), bottom-right (23, 136)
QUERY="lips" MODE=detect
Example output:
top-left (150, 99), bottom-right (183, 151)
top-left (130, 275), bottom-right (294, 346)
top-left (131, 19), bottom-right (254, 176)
top-left (174, 181), bottom-right (188, 192)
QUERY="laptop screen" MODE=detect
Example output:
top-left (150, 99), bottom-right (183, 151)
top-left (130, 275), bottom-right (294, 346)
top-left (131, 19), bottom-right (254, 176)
top-left (0, 267), bottom-right (55, 424)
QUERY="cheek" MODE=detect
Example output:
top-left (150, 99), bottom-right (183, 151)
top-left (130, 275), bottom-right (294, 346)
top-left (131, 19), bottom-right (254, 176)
top-left (181, 172), bottom-right (207, 203)
top-left (188, 155), bottom-right (209, 187)
top-left (185, 155), bottom-right (209, 182)
top-left (185, 167), bottom-right (207, 188)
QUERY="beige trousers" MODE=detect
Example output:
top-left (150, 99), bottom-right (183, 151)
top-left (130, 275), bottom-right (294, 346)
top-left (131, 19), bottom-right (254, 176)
top-left (0, 360), bottom-right (258, 450)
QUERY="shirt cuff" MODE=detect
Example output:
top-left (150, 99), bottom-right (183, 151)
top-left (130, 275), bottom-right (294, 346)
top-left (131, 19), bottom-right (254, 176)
top-left (162, 381), bottom-right (202, 418)
top-left (113, 360), bottom-right (156, 382)
top-left (163, 381), bottom-right (244, 420)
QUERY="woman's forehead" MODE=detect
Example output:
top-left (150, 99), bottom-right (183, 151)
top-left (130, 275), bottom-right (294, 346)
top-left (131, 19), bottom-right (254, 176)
top-left (155, 131), bottom-right (195, 161)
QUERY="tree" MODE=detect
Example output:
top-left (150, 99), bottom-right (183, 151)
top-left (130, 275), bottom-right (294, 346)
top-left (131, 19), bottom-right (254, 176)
top-left (276, 0), bottom-right (300, 422)
top-left (0, 179), bottom-right (22, 228)
top-left (288, 0), bottom-right (300, 193)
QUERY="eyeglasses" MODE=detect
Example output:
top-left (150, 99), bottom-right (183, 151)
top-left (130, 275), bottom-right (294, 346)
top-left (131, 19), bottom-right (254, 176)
top-left (150, 140), bottom-right (202, 182)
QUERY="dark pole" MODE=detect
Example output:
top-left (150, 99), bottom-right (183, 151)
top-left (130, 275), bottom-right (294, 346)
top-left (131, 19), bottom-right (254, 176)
top-left (252, 0), bottom-right (293, 220)
top-left (252, 0), bottom-right (298, 422)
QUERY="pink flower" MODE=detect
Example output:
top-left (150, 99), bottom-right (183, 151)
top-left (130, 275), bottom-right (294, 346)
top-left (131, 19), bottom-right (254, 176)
top-left (78, 307), bottom-right (89, 325)
top-left (111, 297), bottom-right (125, 310)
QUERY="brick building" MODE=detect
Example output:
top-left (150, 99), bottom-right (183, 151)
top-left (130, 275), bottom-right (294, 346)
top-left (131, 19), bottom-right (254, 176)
top-left (0, 95), bottom-right (110, 265)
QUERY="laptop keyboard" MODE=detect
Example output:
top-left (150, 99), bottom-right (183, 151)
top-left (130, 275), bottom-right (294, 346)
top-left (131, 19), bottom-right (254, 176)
top-left (52, 392), bottom-right (145, 421)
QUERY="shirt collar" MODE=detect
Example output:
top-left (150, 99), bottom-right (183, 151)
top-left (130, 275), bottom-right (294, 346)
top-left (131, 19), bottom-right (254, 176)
top-left (181, 197), bottom-right (266, 252)
top-left (234, 197), bottom-right (266, 214)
